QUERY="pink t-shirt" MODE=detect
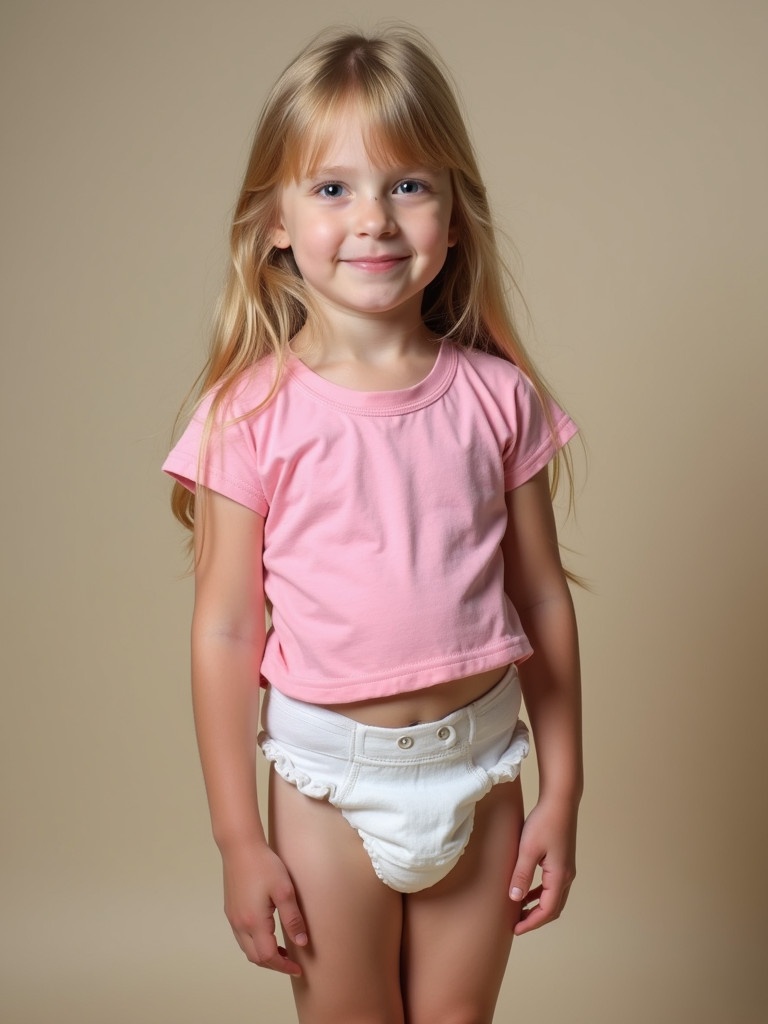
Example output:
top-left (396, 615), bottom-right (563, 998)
top-left (163, 339), bottom-right (577, 703)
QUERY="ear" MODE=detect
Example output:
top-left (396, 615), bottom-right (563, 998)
top-left (447, 215), bottom-right (458, 248)
top-left (272, 222), bottom-right (291, 250)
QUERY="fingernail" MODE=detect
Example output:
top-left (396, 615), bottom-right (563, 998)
top-left (295, 932), bottom-right (308, 945)
top-left (510, 887), bottom-right (524, 900)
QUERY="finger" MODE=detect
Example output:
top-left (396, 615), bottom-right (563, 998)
top-left (509, 847), bottom-right (540, 903)
top-left (235, 928), bottom-right (304, 976)
top-left (522, 883), bottom-right (543, 908)
top-left (514, 877), bottom-right (571, 936)
top-left (514, 896), bottom-right (556, 935)
top-left (275, 891), bottom-right (309, 949)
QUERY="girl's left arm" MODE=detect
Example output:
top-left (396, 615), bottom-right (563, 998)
top-left (502, 466), bottom-right (583, 936)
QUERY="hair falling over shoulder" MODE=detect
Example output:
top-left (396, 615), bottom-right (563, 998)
top-left (170, 24), bottom-right (578, 548)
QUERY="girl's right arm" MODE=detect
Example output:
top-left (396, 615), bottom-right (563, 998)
top-left (191, 488), bottom-right (308, 975)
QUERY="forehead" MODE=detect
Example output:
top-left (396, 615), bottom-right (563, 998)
top-left (283, 99), bottom-right (440, 182)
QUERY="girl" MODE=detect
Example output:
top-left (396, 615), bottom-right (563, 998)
top-left (164, 26), bottom-right (582, 1024)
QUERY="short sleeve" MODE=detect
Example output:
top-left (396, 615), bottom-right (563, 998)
top-left (162, 388), bottom-right (269, 516)
top-left (502, 373), bottom-right (578, 490)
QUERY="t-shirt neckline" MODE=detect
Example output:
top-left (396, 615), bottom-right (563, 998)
top-left (287, 338), bottom-right (457, 416)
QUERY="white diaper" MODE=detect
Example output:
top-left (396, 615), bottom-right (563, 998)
top-left (258, 666), bottom-right (529, 893)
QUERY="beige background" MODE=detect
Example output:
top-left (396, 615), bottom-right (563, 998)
top-left (2, 1), bottom-right (766, 1021)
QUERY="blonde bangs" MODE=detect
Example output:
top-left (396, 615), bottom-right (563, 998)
top-left (279, 62), bottom-right (463, 183)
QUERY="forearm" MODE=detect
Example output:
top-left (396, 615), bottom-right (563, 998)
top-left (191, 627), bottom-right (267, 852)
top-left (503, 472), bottom-right (582, 929)
top-left (185, 495), bottom-right (307, 973)
top-left (517, 589), bottom-right (583, 804)
top-left (192, 627), bottom-right (309, 974)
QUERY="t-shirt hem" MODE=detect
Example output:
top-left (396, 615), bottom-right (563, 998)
top-left (260, 640), bottom-right (533, 704)
top-left (504, 414), bottom-right (578, 491)
top-left (162, 452), bottom-right (269, 517)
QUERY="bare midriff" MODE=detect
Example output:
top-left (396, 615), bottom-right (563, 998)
top-left (320, 665), bottom-right (511, 729)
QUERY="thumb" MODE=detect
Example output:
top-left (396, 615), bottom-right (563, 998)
top-left (275, 891), bottom-right (309, 947)
top-left (509, 847), bottom-right (539, 902)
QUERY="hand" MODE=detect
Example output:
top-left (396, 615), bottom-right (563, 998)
top-left (221, 841), bottom-right (309, 975)
top-left (508, 797), bottom-right (578, 936)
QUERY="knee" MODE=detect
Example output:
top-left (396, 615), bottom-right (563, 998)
top-left (411, 1004), bottom-right (493, 1024)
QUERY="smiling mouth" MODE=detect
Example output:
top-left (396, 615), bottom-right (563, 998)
top-left (342, 255), bottom-right (409, 272)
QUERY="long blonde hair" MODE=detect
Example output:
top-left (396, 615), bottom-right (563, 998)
top-left (171, 25), bottom-right (575, 534)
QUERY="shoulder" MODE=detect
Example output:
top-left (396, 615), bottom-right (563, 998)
top-left (452, 341), bottom-right (578, 460)
top-left (456, 343), bottom-right (526, 381)
top-left (453, 343), bottom-right (537, 406)
top-left (197, 353), bottom-right (286, 423)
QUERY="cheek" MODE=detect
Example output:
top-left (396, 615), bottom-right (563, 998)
top-left (294, 217), bottom-right (341, 259)
top-left (418, 212), bottom-right (455, 258)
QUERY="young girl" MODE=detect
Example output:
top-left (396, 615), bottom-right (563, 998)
top-left (164, 26), bottom-right (582, 1024)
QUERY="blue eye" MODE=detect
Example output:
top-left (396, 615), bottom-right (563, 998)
top-left (317, 182), bottom-right (346, 199)
top-left (395, 180), bottom-right (426, 195)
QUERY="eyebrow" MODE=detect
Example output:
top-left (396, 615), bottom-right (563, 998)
top-left (306, 163), bottom-right (438, 180)
top-left (306, 165), bottom-right (353, 179)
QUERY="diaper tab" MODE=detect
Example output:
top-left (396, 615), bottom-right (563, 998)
top-left (354, 712), bottom-right (469, 764)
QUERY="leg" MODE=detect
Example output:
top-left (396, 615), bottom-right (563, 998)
top-left (268, 769), bottom-right (406, 1024)
top-left (401, 778), bottom-right (524, 1024)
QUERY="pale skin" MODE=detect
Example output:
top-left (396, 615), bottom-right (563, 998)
top-left (189, 116), bottom-right (582, 1022)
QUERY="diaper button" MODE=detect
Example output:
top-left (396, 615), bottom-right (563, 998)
top-left (436, 727), bottom-right (451, 741)
top-left (397, 735), bottom-right (414, 749)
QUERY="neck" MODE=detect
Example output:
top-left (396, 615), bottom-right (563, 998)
top-left (290, 312), bottom-right (442, 392)
top-left (292, 306), bottom-right (436, 368)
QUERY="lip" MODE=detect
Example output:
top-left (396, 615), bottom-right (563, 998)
top-left (341, 255), bottom-right (409, 273)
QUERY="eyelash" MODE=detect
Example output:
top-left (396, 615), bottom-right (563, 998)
top-left (394, 179), bottom-right (429, 195)
top-left (314, 179), bottom-right (430, 199)
top-left (315, 182), bottom-right (346, 199)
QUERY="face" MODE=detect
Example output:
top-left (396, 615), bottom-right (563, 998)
top-left (273, 114), bottom-right (456, 330)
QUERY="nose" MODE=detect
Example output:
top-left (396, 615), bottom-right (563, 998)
top-left (354, 194), bottom-right (395, 236)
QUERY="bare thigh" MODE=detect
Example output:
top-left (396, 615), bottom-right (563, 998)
top-left (268, 769), bottom-right (405, 1024)
top-left (401, 778), bottom-right (525, 1024)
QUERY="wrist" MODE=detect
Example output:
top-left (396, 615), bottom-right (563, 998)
top-left (214, 825), bottom-right (268, 857)
top-left (536, 777), bottom-right (584, 809)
